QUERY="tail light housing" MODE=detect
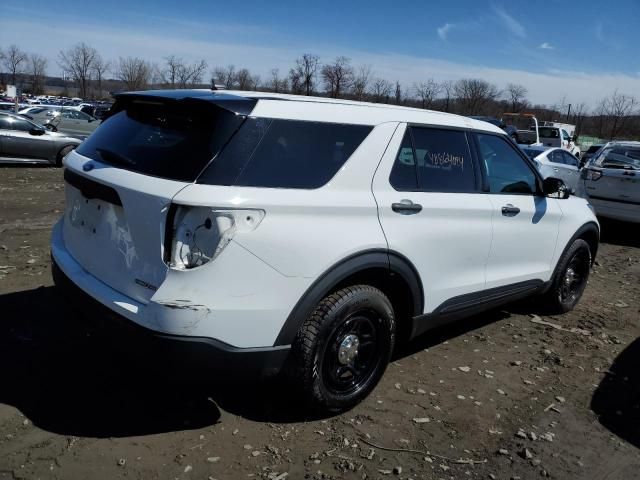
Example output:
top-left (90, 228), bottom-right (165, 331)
top-left (581, 168), bottom-right (603, 181)
top-left (165, 205), bottom-right (265, 270)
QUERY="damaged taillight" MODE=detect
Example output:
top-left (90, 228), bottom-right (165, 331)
top-left (166, 205), bottom-right (265, 270)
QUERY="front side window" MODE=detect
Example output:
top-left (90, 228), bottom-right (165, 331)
top-left (476, 133), bottom-right (538, 194)
top-left (3, 117), bottom-right (33, 132)
top-left (561, 151), bottom-right (578, 167)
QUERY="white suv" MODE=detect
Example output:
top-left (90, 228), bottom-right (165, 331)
top-left (51, 90), bottom-right (600, 411)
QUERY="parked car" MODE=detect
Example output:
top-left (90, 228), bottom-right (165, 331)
top-left (577, 141), bottom-right (640, 223)
top-left (21, 107), bottom-right (99, 137)
top-left (538, 126), bottom-right (581, 158)
top-left (521, 146), bottom-right (581, 192)
top-left (51, 90), bottom-right (600, 412)
top-left (0, 112), bottom-right (81, 166)
top-left (580, 143), bottom-right (605, 168)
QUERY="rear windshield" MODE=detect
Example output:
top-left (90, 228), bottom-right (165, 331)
top-left (596, 147), bottom-right (640, 169)
top-left (76, 100), bottom-right (243, 181)
top-left (538, 127), bottom-right (559, 138)
top-left (198, 118), bottom-right (372, 189)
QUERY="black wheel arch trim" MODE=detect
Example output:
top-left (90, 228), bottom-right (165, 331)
top-left (542, 221), bottom-right (600, 294)
top-left (273, 249), bottom-right (424, 346)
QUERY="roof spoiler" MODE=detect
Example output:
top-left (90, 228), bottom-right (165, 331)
top-left (110, 90), bottom-right (257, 117)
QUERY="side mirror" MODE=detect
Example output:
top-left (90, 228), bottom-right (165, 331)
top-left (29, 127), bottom-right (45, 136)
top-left (543, 177), bottom-right (570, 199)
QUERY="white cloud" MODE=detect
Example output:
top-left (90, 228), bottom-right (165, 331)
top-left (2, 16), bottom-right (638, 108)
top-left (437, 23), bottom-right (454, 40)
top-left (539, 42), bottom-right (554, 50)
top-left (492, 5), bottom-right (526, 38)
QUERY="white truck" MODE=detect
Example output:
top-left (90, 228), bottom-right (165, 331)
top-left (538, 125), bottom-right (581, 158)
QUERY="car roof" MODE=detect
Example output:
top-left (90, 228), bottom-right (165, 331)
top-left (115, 89), bottom-right (505, 133)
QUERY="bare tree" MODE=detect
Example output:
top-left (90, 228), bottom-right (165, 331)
top-left (414, 79), bottom-right (441, 109)
top-left (116, 57), bottom-right (151, 90)
top-left (453, 78), bottom-right (500, 115)
top-left (505, 83), bottom-right (529, 112)
top-left (351, 65), bottom-right (371, 101)
top-left (290, 54), bottom-right (319, 96)
top-left (161, 56), bottom-right (207, 88)
top-left (371, 78), bottom-right (392, 103)
top-left (601, 90), bottom-right (638, 139)
top-left (321, 56), bottom-right (353, 98)
top-left (570, 102), bottom-right (589, 138)
top-left (441, 80), bottom-right (454, 112)
top-left (28, 54), bottom-right (47, 95)
top-left (235, 68), bottom-right (253, 90)
top-left (213, 65), bottom-right (237, 89)
top-left (2, 44), bottom-right (28, 86)
top-left (394, 81), bottom-right (402, 105)
top-left (269, 68), bottom-right (288, 93)
top-left (92, 54), bottom-right (110, 98)
top-left (58, 42), bottom-right (98, 99)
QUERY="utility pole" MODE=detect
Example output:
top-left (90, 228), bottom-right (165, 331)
top-left (566, 104), bottom-right (572, 122)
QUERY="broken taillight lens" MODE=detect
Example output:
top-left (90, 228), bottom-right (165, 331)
top-left (167, 206), bottom-right (265, 270)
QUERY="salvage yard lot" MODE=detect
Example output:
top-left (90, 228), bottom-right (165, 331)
top-left (0, 166), bottom-right (638, 480)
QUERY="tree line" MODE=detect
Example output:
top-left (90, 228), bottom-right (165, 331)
top-left (1, 42), bottom-right (639, 141)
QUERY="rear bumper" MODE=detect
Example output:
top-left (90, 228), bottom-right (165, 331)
top-left (52, 259), bottom-right (290, 378)
top-left (50, 217), bottom-right (291, 378)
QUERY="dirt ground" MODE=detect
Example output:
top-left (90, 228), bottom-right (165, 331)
top-left (0, 166), bottom-right (638, 480)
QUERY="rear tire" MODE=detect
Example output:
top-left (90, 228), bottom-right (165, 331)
top-left (291, 285), bottom-right (395, 413)
top-left (56, 145), bottom-right (75, 167)
top-left (539, 239), bottom-right (591, 314)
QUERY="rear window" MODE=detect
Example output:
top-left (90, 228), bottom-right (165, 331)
top-left (539, 127), bottom-right (559, 138)
top-left (198, 119), bottom-right (372, 189)
top-left (76, 100), bottom-right (243, 181)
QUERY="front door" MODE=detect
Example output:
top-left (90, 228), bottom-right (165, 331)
top-left (372, 124), bottom-right (493, 313)
top-left (474, 132), bottom-right (562, 288)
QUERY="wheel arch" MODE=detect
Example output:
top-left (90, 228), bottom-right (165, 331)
top-left (273, 249), bottom-right (424, 346)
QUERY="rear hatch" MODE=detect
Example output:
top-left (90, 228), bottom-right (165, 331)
top-left (61, 91), bottom-right (254, 303)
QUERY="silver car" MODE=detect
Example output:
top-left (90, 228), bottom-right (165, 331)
top-left (521, 146), bottom-right (581, 192)
top-left (0, 112), bottom-right (81, 166)
top-left (20, 106), bottom-right (99, 138)
top-left (577, 141), bottom-right (640, 223)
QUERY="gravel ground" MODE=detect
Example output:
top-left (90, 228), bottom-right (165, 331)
top-left (0, 166), bottom-right (638, 480)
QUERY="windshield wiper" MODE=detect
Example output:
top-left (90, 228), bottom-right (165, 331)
top-left (95, 148), bottom-right (135, 167)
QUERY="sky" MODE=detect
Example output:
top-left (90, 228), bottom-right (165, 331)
top-left (1, 0), bottom-right (638, 108)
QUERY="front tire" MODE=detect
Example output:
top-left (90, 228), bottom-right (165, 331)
top-left (540, 239), bottom-right (591, 314)
top-left (291, 285), bottom-right (395, 412)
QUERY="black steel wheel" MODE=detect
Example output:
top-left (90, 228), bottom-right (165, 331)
top-left (540, 238), bottom-right (592, 314)
top-left (292, 285), bottom-right (395, 412)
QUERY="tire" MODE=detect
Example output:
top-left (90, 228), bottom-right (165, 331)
top-left (291, 285), bottom-right (395, 412)
top-left (56, 145), bottom-right (75, 167)
top-left (539, 239), bottom-right (591, 314)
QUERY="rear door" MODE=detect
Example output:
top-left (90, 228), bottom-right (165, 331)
top-left (546, 149), bottom-right (576, 188)
top-left (373, 124), bottom-right (493, 313)
top-left (558, 150), bottom-right (580, 192)
top-left (474, 132), bottom-right (562, 287)
top-left (591, 148), bottom-right (640, 205)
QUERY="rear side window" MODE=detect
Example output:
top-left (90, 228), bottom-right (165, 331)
top-left (200, 119), bottom-right (372, 189)
top-left (389, 127), bottom-right (477, 192)
top-left (389, 131), bottom-right (418, 190)
top-left (412, 127), bottom-right (476, 192)
top-left (77, 100), bottom-right (243, 181)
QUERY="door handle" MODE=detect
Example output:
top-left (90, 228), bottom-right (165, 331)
top-left (622, 171), bottom-right (636, 176)
top-left (392, 199), bottom-right (422, 214)
top-left (501, 204), bottom-right (520, 216)
top-left (553, 167), bottom-right (559, 172)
